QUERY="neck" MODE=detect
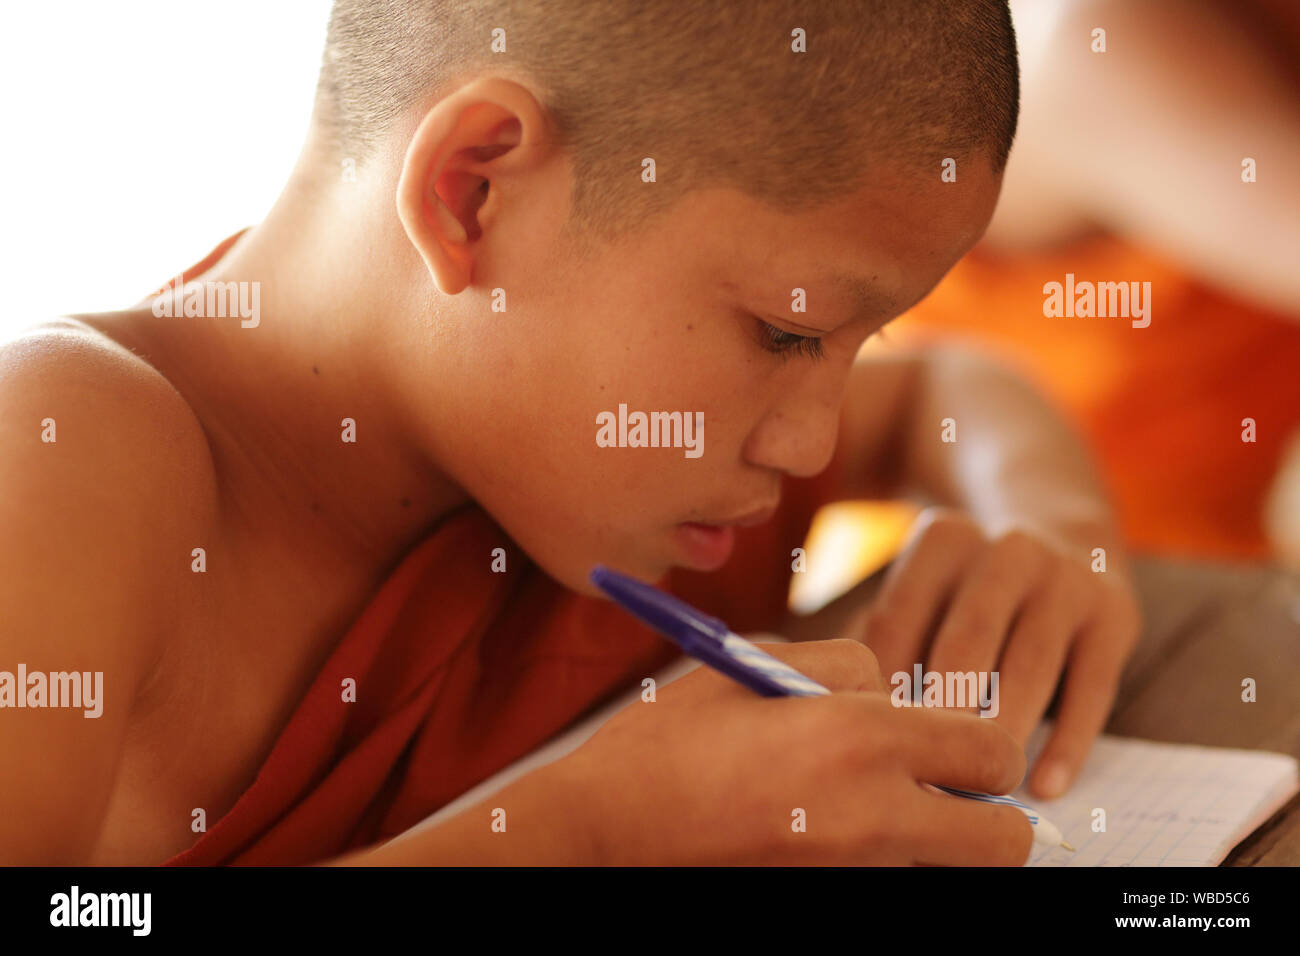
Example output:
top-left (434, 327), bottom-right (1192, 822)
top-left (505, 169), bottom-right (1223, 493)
top-left (116, 155), bottom-right (470, 577)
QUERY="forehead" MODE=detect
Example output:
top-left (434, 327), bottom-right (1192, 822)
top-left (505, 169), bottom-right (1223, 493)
top-left (681, 155), bottom-right (1003, 320)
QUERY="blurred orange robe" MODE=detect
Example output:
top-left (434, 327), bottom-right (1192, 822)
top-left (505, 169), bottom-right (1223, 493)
top-left (891, 235), bottom-right (1300, 560)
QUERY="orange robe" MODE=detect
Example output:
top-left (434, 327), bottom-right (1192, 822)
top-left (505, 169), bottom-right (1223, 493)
top-left (891, 236), bottom-right (1300, 560)
top-left (158, 233), bottom-right (835, 865)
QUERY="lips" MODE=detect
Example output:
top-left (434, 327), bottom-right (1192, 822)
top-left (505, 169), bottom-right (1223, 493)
top-left (674, 523), bottom-right (737, 570)
top-left (672, 503), bottom-right (779, 570)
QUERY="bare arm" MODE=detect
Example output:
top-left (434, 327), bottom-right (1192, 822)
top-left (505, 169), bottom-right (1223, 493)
top-left (828, 344), bottom-right (1124, 567)
top-left (327, 762), bottom-right (599, 865)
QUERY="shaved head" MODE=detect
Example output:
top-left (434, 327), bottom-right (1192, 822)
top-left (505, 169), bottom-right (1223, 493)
top-left (314, 0), bottom-right (1018, 246)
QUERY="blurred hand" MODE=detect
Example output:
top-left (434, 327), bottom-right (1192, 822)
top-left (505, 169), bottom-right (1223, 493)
top-left (853, 507), bottom-right (1141, 799)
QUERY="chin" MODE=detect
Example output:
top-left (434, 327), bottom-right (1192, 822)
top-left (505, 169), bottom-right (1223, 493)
top-left (550, 550), bottom-right (670, 598)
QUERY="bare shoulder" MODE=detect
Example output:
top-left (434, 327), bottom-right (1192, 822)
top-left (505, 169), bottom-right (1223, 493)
top-left (0, 316), bottom-right (220, 861)
top-left (2, 316), bottom-right (211, 439)
top-left (0, 316), bottom-right (219, 502)
top-left (0, 316), bottom-right (219, 675)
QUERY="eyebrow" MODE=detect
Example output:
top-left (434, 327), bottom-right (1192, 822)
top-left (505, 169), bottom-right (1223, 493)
top-left (833, 273), bottom-right (897, 324)
top-left (775, 274), bottom-right (896, 335)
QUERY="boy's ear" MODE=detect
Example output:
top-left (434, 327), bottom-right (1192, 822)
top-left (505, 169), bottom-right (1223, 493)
top-left (396, 76), bottom-right (549, 295)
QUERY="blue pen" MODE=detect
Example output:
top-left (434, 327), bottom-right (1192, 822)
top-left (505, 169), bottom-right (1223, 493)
top-left (590, 564), bottom-right (1074, 853)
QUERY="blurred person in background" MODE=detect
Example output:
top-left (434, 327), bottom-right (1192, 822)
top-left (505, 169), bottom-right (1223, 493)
top-left (802, 0), bottom-right (1300, 604)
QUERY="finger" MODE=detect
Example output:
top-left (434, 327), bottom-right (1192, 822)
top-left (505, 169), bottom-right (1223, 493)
top-left (903, 787), bottom-right (1035, 866)
top-left (758, 638), bottom-right (887, 693)
top-left (926, 532), bottom-right (1050, 686)
top-left (863, 519), bottom-right (981, 678)
top-left (990, 571), bottom-right (1088, 743)
top-left (1028, 619), bottom-right (1128, 798)
top-left (888, 704), bottom-right (1027, 797)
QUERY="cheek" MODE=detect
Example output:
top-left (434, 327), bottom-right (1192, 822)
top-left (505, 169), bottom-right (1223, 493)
top-left (455, 290), bottom-right (761, 529)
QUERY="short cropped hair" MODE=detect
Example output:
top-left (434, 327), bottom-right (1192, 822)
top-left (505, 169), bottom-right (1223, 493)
top-left (314, 0), bottom-right (1019, 248)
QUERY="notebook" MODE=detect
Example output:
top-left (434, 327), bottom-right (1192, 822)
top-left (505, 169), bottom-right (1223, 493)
top-left (1019, 723), bottom-right (1299, 866)
top-left (392, 638), bottom-right (1300, 865)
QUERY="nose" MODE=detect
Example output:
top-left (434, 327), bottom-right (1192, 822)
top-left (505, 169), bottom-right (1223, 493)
top-left (743, 366), bottom-right (849, 479)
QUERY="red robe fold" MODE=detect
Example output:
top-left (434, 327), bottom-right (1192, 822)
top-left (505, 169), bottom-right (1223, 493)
top-left (160, 232), bottom-right (837, 865)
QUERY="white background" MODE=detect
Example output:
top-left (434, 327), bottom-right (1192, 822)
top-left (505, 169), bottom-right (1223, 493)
top-left (0, 1), bottom-right (332, 335)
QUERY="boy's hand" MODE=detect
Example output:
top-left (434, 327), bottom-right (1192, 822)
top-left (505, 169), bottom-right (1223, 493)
top-left (558, 639), bottom-right (1033, 865)
top-left (856, 507), bottom-right (1142, 800)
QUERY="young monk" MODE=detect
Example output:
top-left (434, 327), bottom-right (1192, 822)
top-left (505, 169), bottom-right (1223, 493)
top-left (0, 0), bottom-right (1140, 866)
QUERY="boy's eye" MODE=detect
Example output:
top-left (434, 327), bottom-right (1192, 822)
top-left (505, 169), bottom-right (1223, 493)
top-left (756, 319), bottom-right (826, 361)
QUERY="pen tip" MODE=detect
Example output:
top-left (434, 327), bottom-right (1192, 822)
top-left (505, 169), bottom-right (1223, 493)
top-left (1061, 841), bottom-right (1076, 852)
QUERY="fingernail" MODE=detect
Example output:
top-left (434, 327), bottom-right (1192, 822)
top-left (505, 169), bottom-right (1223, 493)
top-left (1036, 763), bottom-right (1069, 798)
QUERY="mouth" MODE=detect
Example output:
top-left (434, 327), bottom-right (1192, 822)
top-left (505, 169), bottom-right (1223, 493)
top-left (673, 504), bottom-right (778, 571)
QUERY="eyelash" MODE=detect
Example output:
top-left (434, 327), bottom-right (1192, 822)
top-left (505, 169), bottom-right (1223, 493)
top-left (756, 319), bottom-right (826, 362)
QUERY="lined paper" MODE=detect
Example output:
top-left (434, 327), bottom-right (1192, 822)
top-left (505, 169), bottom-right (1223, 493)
top-left (1019, 723), bottom-right (1299, 866)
